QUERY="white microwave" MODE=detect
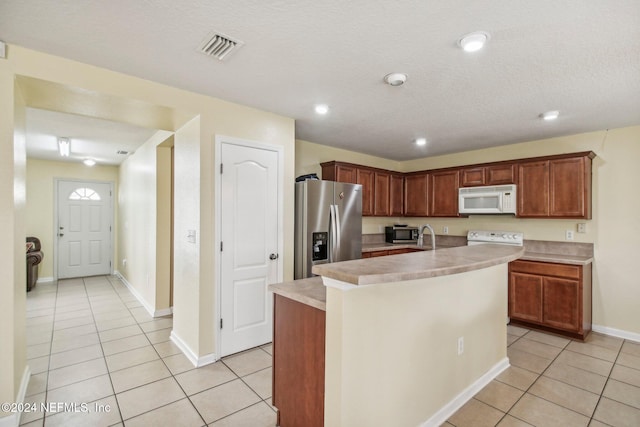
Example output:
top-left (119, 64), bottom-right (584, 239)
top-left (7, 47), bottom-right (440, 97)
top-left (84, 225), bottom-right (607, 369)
top-left (459, 184), bottom-right (517, 215)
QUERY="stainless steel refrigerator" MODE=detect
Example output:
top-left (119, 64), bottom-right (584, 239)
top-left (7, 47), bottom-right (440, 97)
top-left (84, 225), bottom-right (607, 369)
top-left (294, 180), bottom-right (362, 279)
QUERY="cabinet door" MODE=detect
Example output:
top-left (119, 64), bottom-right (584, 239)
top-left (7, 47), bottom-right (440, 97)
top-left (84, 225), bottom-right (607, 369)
top-left (374, 172), bottom-right (390, 216)
top-left (461, 167), bottom-right (485, 187)
top-left (518, 161), bottom-right (549, 217)
top-left (404, 173), bottom-right (429, 216)
top-left (486, 164), bottom-right (515, 185)
top-left (389, 174), bottom-right (404, 216)
top-left (543, 277), bottom-right (580, 331)
top-left (387, 248), bottom-right (410, 255)
top-left (336, 164), bottom-right (357, 184)
top-left (509, 272), bottom-right (543, 323)
top-left (357, 168), bottom-right (375, 216)
top-left (550, 157), bottom-right (588, 218)
top-left (429, 170), bottom-right (460, 217)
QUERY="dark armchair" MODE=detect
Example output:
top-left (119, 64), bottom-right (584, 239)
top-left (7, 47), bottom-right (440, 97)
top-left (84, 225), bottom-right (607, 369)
top-left (26, 237), bottom-right (44, 292)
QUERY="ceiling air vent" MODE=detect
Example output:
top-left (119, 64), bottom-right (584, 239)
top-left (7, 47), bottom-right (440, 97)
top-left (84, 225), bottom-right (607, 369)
top-left (116, 150), bottom-right (130, 155)
top-left (199, 32), bottom-right (243, 61)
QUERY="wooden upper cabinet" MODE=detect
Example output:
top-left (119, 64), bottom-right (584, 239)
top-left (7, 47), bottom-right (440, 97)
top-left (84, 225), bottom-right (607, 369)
top-left (487, 164), bottom-right (516, 185)
top-left (518, 160), bottom-right (550, 217)
top-left (389, 173), bottom-right (404, 216)
top-left (321, 161), bottom-right (357, 184)
top-left (461, 167), bottom-right (485, 187)
top-left (357, 168), bottom-right (375, 216)
top-left (429, 169), bottom-right (460, 217)
top-left (404, 173), bottom-right (429, 216)
top-left (549, 156), bottom-right (591, 218)
top-left (461, 163), bottom-right (515, 187)
top-left (373, 171), bottom-right (391, 216)
top-left (518, 152), bottom-right (594, 219)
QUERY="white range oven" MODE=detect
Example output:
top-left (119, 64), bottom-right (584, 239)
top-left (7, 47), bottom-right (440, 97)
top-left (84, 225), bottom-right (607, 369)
top-left (467, 230), bottom-right (523, 246)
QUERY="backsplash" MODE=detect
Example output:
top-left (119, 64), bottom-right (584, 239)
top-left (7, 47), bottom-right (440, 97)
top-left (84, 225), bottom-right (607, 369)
top-left (362, 233), bottom-right (467, 247)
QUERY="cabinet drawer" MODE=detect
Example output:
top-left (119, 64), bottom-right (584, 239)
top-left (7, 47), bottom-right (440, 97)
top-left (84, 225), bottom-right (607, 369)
top-left (510, 260), bottom-right (580, 280)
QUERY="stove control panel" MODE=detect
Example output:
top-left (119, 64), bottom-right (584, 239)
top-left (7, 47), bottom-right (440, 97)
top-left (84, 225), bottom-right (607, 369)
top-left (467, 230), bottom-right (524, 246)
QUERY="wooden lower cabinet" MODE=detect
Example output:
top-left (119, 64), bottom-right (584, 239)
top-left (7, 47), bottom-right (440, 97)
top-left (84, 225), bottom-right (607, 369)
top-left (363, 248), bottom-right (423, 258)
top-left (509, 260), bottom-right (592, 340)
top-left (273, 294), bottom-right (325, 427)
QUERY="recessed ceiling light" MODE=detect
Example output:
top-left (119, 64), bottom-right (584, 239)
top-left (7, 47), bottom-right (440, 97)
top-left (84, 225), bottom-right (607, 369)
top-left (83, 159), bottom-right (96, 167)
top-left (415, 138), bottom-right (427, 146)
top-left (315, 104), bottom-right (329, 115)
top-left (458, 31), bottom-right (490, 52)
top-left (541, 110), bottom-right (560, 121)
top-left (383, 73), bottom-right (407, 86)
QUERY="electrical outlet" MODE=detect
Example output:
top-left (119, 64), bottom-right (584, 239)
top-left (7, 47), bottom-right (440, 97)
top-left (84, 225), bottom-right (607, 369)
top-left (577, 223), bottom-right (586, 233)
top-left (122, 259), bottom-right (127, 267)
top-left (443, 226), bottom-right (449, 235)
top-left (566, 230), bottom-right (574, 241)
top-left (457, 337), bottom-right (464, 355)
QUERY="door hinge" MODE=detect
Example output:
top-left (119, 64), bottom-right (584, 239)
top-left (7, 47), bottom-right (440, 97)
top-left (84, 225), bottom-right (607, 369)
top-left (220, 163), bottom-right (223, 174)
top-left (220, 241), bottom-right (223, 252)
top-left (220, 318), bottom-right (223, 329)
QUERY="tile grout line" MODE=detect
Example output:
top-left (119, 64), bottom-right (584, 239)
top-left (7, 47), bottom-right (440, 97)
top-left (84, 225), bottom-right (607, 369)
top-left (104, 275), bottom-right (209, 426)
top-left (86, 276), bottom-right (126, 426)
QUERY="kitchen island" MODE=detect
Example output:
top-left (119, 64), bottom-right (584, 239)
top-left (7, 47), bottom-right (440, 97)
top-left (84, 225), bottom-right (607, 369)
top-left (270, 244), bottom-right (523, 427)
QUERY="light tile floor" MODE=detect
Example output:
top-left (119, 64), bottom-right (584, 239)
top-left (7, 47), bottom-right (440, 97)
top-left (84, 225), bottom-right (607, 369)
top-left (22, 276), bottom-right (275, 427)
top-left (446, 325), bottom-right (640, 427)
top-left (23, 276), bottom-right (640, 426)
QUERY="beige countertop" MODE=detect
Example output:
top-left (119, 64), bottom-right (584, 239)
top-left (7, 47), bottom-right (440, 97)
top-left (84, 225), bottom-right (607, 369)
top-left (269, 276), bottom-right (326, 311)
top-left (520, 251), bottom-right (593, 265)
top-left (312, 244), bottom-right (524, 286)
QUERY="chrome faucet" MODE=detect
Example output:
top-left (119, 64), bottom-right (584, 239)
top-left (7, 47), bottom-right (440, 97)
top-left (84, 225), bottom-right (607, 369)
top-left (418, 224), bottom-right (436, 250)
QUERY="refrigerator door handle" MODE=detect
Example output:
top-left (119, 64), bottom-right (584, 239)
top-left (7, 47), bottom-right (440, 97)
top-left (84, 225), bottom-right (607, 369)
top-left (329, 204), bottom-right (337, 263)
top-left (334, 204), bottom-right (342, 260)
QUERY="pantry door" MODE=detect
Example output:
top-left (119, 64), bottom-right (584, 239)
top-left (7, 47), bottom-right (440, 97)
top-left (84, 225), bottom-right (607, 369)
top-left (57, 180), bottom-right (113, 278)
top-left (218, 139), bottom-right (282, 356)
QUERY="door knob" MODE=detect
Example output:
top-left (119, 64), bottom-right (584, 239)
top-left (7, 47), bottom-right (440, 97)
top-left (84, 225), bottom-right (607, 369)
top-left (269, 253), bottom-right (279, 260)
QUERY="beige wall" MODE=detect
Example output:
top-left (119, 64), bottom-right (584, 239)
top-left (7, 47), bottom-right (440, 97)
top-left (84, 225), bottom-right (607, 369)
top-left (297, 126), bottom-right (640, 335)
top-left (324, 265), bottom-right (508, 426)
top-left (26, 159), bottom-right (119, 279)
top-left (4, 45), bottom-right (295, 365)
top-left (0, 60), bottom-right (28, 420)
top-left (118, 131), bottom-right (173, 313)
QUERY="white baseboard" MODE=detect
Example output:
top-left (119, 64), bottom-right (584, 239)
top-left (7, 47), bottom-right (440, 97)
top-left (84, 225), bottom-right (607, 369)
top-left (0, 366), bottom-right (31, 427)
top-left (592, 324), bottom-right (640, 343)
top-left (170, 330), bottom-right (217, 368)
top-left (113, 271), bottom-right (172, 319)
top-left (36, 277), bottom-right (54, 284)
top-left (419, 357), bottom-right (510, 427)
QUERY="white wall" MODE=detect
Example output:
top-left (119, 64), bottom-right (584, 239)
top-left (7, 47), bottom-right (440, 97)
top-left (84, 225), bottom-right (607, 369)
top-left (118, 130), bottom-right (173, 314)
top-left (0, 60), bottom-right (28, 422)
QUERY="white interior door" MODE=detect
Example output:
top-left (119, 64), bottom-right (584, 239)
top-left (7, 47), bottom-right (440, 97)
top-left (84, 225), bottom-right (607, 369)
top-left (220, 142), bottom-right (280, 356)
top-left (57, 180), bottom-right (112, 279)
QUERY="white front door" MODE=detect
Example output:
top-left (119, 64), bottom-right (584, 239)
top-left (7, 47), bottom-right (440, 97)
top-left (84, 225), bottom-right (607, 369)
top-left (57, 180), bottom-right (113, 279)
top-left (220, 141), bottom-right (280, 356)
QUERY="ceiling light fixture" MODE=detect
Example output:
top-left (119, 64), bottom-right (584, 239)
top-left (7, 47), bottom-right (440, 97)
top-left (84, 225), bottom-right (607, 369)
top-left (541, 110), bottom-right (560, 121)
top-left (83, 159), bottom-right (96, 167)
top-left (415, 138), bottom-right (427, 146)
top-left (57, 137), bottom-right (70, 157)
top-left (383, 73), bottom-right (407, 86)
top-left (458, 31), bottom-right (490, 52)
top-left (315, 104), bottom-right (329, 115)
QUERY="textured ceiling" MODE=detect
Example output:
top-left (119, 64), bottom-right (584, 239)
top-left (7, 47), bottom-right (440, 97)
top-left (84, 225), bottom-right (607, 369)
top-left (2, 1), bottom-right (640, 160)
